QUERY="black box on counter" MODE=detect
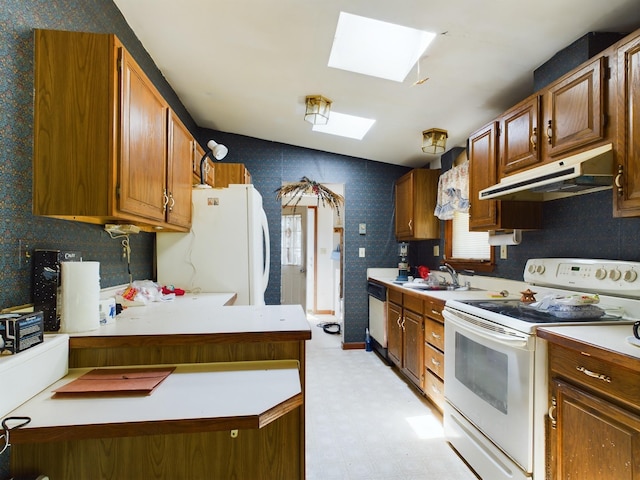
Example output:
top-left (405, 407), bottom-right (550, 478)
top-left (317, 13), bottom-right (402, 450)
top-left (32, 249), bottom-right (81, 332)
top-left (0, 311), bottom-right (44, 354)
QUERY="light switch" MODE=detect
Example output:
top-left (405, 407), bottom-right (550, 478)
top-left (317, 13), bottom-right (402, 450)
top-left (359, 223), bottom-right (366, 235)
top-left (359, 247), bottom-right (366, 257)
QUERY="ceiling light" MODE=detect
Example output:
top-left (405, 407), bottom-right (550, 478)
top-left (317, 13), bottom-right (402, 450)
top-left (422, 129), bottom-right (448, 154)
top-left (312, 111), bottom-right (375, 140)
top-left (328, 12), bottom-right (436, 82)
top-left (304, 95), bottom-right (332, 125)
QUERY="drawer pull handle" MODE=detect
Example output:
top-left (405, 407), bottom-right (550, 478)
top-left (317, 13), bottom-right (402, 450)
top-left (431, 310), bottom-right (441, 316)
top-left (431, 384), bottom-right (441, 394)
top-left (576, 366), bottom-right (611, 383)
top-left (431, 332), bottom-right (441, 340)
top-left (431, 358), bottom-right (441, 367)
top-left (548, 396), bottom-right (557, 430)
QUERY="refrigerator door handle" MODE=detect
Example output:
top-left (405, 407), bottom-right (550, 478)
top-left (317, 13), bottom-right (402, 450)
top-left (260, 207), bottom-right (270, 295)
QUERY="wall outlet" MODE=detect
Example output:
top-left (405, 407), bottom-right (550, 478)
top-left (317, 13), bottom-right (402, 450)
top-left (359, 247), bottom-right (366, 257)
top-left (433, 245), bottom-right (440, 256)
top-left (500, 245), bottom-right (508, 259)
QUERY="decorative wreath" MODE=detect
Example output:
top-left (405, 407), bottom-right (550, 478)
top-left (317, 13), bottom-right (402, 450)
top-left (275, 176), bottom-right (344, 217)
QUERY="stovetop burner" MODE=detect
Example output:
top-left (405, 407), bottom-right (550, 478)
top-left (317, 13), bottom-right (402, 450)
top-left (458, 299), bottom-right (626, 324)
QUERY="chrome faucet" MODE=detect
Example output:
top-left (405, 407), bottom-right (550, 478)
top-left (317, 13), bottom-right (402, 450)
top-left (439, 263), bottom-right (459, 287)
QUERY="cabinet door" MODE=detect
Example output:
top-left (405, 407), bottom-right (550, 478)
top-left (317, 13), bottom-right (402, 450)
top-left (402, 309), bottom-right (424, 388)
top-left (387, 302), bottom-right (403, 367)
top-left (499, 95), bottom-right (542, 176)
top-left (469, 122), bottom-right (499, 230)
top-left (166, 111), bottom-right (193, 228)
top-left (552, 379), bottom-right (640, 480)
top-left (544, 57), bottom-right (605, 157)
top-left (213, 163), bottom-right (251, 187)
top-left (615, 32), bottom-right (640, 217)
top-left (119, 47), bottom-right (168, 222)
top-left (395, 171), bottom-right (415, 239)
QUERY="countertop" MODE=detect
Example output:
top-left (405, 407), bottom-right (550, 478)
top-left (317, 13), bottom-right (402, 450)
top-left (538, 324), bottom-right (640, 367)
top-left (7, 360), bottom-right (302, 444)
top-left (368, 272), bottom-right (527, 303)
top-left (63, 294), bottom-right (312, 347)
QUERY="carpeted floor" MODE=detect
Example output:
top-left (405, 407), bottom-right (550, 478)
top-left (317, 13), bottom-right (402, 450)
top-left (305, 315), bottom-right (479, 480)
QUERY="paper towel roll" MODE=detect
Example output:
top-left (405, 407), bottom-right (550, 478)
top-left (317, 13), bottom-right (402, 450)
top-left (60, 261), bottom-right (100, 333)
top-left (488, 230), bottom-right (522, 246)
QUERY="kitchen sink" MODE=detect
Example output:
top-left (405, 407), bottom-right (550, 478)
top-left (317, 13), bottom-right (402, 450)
top-left (401, 282), bottom-right (482, 292)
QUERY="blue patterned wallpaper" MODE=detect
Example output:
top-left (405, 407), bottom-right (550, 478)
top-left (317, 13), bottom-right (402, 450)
top-left (0, 0), bottom-right (198, 310)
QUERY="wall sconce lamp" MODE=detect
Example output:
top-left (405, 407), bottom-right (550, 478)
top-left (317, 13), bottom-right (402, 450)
top-left (199, 139), bottom-right (229, 185)
top-left (304, 95), bottom-right (332, 125)
top-left (422, 128), bottom-right (448, 154)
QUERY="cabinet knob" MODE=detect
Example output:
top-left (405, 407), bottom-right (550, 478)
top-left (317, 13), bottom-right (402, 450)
top-left (548, 396), bottom-right (557, 429)
top-left (546, 120), bottom-right (553, 145)
top-left (529, 127), bottom-right (537, 151)
top-left (162, 189), bottom-right (169, 213)
top-left (615, 164), bottom-right (624, 196)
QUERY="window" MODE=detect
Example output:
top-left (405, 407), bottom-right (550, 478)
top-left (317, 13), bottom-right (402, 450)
top-left (281, 214), bottom-right (303, 266)
top-left (444, 211), bottom-right (494, 272)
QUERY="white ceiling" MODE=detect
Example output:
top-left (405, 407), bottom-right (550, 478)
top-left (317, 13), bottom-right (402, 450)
top-left (113, 0), bottom-right (640, 168)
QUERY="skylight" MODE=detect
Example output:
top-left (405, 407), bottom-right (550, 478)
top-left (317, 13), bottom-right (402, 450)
top-left (328, 12), bottom-right (436, 82)
top-left (312, 111), bottom-right (375, 140)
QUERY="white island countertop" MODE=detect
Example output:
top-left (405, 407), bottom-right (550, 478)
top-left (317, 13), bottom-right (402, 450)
top-left (62, 293), bottom-right (311, 348)
top-left (8, 359), bottom-right (302, 444)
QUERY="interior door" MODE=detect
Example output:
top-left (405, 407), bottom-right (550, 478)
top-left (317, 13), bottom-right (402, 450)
top-left (281, 207), bottom-right (307, 310)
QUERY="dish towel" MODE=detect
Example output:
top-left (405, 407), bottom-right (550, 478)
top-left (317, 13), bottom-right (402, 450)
top-left (434, 160), bottom-right (470, 220)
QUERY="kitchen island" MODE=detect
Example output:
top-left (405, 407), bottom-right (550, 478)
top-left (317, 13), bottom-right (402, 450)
top-left (8, 295), bottom-right (311, 480)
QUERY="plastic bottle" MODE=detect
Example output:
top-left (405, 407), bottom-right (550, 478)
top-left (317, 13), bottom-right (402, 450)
top-left (365, 328), bottom-right (372, 352)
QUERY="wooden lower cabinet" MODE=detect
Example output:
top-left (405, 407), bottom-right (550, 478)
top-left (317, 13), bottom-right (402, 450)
top-left (402, 308), bottom-right (424, 389)
top-left (546, 340), bottom-right (640, 480)
top-left (551, 379), bottom-right (640, 480)
top-left (387, 300), bottom-right (403, 368)
top-left (385, 285), bottom-right (445, 409)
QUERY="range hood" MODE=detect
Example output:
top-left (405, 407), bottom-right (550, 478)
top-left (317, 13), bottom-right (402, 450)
top-left (479, 143), bottom-right (614, 201)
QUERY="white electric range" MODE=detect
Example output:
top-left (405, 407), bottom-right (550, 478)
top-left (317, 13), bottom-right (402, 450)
top-left (442, 258), bottom-right (640, 480)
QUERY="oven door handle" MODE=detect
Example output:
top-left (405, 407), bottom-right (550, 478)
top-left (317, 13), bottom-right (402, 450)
top-left (443, 310), bottom-right (532, 350)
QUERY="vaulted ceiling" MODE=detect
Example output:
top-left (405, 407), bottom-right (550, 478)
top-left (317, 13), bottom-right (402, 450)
top-left (113, 0), bottom-right (640, 168)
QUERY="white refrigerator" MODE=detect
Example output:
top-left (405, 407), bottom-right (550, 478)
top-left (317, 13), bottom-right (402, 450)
top-left (156, 185), bottom-right (270, 305)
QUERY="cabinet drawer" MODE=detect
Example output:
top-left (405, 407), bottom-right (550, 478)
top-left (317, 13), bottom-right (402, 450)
top-left (424, 297), bottom-right (445, 322)
top-left (425, 370), bottom-right (445, 412)
top-left (425, 318), bottom-right (444, 351)
top-left (425, 343), bottom-right (444, 380)
top-left (388, 288), bottom-right (403, 305)
top-left (404, 293), bottom-right (424, 314)
top-left (549, 343), bottom-right (640, 412)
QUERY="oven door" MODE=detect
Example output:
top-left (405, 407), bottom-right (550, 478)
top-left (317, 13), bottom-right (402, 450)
top-left (443, 307), bottom-right (536, 473)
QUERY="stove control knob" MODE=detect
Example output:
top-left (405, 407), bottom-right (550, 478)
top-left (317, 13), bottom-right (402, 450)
top-left (535, 265), bottom-right (545, 274)
top-left (595, 268), bottom-right (607, 280)
top-left (528, 264), bottom-right (537, 274)
top-left (623, 270), bottom-right (638, 283)
top-left (609, 269), bottom-right (622, 281)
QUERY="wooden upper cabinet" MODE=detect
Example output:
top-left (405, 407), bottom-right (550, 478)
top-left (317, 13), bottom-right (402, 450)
top-left (33, 29), bottom-right (193, 232)
top-left (469, 122), bottom-right (543, 231)
top-left (469, 122), bottom-right (499, 230)
top-left (615, 30), bottom-right (640, 217)
top-left (395, 169), bottom-right (440, 241)
top-left (166, 111), bottom-right (194, 228)
top-left (212, 163), bottom-right (252, 187)
top-left (543, 56), bottom-right (606, 158)
top-left (499, 95), bottom-right (542, 176)
top-left (119, 47), bottom-right (168, 223)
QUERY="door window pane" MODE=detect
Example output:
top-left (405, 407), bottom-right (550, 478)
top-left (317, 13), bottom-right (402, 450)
top-left (282, 214), bottom-right (302, 265)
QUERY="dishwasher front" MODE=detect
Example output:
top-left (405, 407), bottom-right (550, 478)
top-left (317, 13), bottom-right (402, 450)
top-left (367, 280), bottom-right (387, 358)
